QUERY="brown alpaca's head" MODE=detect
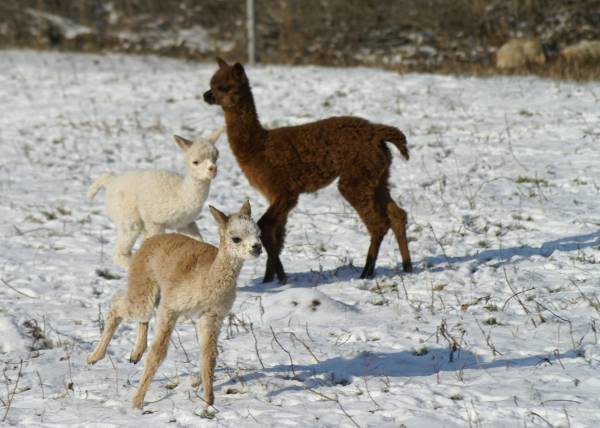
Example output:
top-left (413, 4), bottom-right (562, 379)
top-left (203, 58), bottom-right (248, 109)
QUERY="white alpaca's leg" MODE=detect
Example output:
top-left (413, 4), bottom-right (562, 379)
top-left (177, 222), bottom-right (203, 241)
top-left (113, 223), bottom-right (141, 269)
top-left (144, 223), bottom-right (165, 239)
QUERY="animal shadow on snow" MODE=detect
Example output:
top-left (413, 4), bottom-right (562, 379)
top-left (423, 229), bottom-right (600, 271)
top-left (218, 348), bottom-right (581, 397)
top-left (249, 230), bottom-right (600, 289)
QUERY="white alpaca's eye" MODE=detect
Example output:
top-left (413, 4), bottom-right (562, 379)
top-left (231, 237), bottom-right (242, 244)
top-left (192, 160), bottom-right (199, 165)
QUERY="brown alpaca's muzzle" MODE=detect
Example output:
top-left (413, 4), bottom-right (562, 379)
top-left (203, 90), bottom-right (216, 105)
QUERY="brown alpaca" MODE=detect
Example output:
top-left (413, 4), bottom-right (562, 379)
top-left (204, 58), bottom-right (412, 283)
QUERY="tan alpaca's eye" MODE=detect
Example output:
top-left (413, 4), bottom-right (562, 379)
top-left (231, 237), bottom-right (241, 244)
top-left (218, 85), bottom-right (230, 93)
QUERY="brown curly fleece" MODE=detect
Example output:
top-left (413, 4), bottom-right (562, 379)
top-left (204, 57), bottom-right (412, 283)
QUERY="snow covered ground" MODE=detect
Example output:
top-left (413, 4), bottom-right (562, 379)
top-left (1, 50), bottom-right (599, 427)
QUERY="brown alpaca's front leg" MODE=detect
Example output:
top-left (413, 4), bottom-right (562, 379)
top-left (257, 196), bottom-right (298, 283)
top-left (131, 306), bottom-right (176, 409)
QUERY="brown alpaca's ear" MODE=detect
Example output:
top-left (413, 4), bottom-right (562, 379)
top-left (216, 57), bottom-right (228, 68)
top-left (209, 205), bottom-right (229, 226)
top-left (173, 135), bottom-right (193, 152)
top-left (239, 200), bottom-right (251, 217)
top-left (232, 62), bottom-right (246, 82)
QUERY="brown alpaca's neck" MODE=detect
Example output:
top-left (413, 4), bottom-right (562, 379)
top-left (224, 86), bottom-right (266, 160)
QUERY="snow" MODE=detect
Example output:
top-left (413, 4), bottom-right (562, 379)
top-left (1, 50), bottom-right (600, 427)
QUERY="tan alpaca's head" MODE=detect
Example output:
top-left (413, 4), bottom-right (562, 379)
top-left (209, 201), bottom-right (262, 260)
top-left (203, 57), bottom-right (248, 109)
top-left (173, 128), bottom-right (224, 181)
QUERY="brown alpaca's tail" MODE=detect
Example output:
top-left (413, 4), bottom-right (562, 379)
top-left (376, 125), bottom-right (409, 160)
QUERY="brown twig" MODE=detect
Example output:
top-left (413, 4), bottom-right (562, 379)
top-left (2, 359), bottom-right (24, 422)
top-left (249, 323), bottom-right (265, 369)
top-left (270, 327), bottom-right (296, 377)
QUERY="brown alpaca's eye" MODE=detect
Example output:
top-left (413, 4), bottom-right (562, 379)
top-left (218, 85), bottom-right (230, 93)
top-left (232, 237), bottom-right (241, 244)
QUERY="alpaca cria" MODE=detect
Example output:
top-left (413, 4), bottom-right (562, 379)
top-left (203, 58), bottom-right (412, 283)
top-left (87, 128), bottom-right (223, 268)
top-left (87, 201), bottom-right (262, 409)
top-left (561, 40), bottom-right (600, 65)
top-left (496, 38), bottom-right (548, 69)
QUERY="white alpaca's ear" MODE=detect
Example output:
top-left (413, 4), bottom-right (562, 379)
top-left (209, 205), bottom-right (229, 226)
top-left (207, 127), bottom-right (225, 145)
top-left (173, 135), bottom-right (193, 152)
top-left (239, 200), bottom-right (251, 217)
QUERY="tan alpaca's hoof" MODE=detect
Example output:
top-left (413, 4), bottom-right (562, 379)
top-left (87, 352), bottom-right (103, 365)
top-left (129, 350), bottom-right (144, 364)
top-left (132, 394), bottom-right (144, 409)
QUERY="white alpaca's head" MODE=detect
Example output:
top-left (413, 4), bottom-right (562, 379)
top-left (173, 127), bottom-right (224, 181)
top-left (209, 201), bottom-right (262, 260)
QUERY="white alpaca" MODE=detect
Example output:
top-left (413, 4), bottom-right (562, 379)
top-left (496, 38), bottom-right (546, 69)
top-left (88, 128), bottom-right (224, 268)
top-left (87, 201), bottom-right (262, 409)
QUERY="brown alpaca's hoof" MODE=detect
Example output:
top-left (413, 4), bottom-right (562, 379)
top-left (403, 260), bottom-right (413, 273)
top-left (359, 267), bottom-right (375, 279)
top-left (262, 272), bottom-right (275, 283)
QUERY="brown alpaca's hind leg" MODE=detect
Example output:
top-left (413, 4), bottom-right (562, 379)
top-left (386, 201), bottom-right (412, 272)
top-left (375, 174), bottom-right (413, 273)
top-left (257, 196), bottom-right (298, 283)
top-left (338, 178), bottom-right (390, 279)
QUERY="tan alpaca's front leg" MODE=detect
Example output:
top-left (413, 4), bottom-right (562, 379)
top-left (177, 222), bottom-right (203, 241)
top-left (129, 322), bottom-right (149, 364)
top-left (132, 306), bottom-right (176, 409)
top-left (196, 314), bottom-right (221, 406)
top-left (87, 293), bottom-right (126, 364)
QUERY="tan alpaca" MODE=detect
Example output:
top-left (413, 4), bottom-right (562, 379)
top-left (87, 201), bottom-right (262, 409)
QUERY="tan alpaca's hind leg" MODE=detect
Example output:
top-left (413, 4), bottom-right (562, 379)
top-left (196, 314), bottom-right (221, 406)
top-left (129, 322), bottom-right (149, 364)
top-left (131, 306), bottom-right (176, 409)
top-left (87, 292), bottom-right (127, 364)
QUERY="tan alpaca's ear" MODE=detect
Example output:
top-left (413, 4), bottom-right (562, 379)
top-left (232, 62), bottom-right (246, 82)
top-left (207, 126), bottom-right (225, 145)
top-left (209, 205), bottom-right (229, 226)
top-left (173, 135), bottom-right (193, 152)
top-left (216, 57), bottom-right (228, 68)
top-left (239, 200), bottom-right (251, 217)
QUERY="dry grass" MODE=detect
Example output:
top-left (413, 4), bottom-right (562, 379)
top-left (0, 0), bottom-right (598, 80)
